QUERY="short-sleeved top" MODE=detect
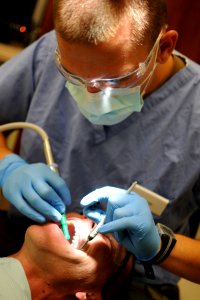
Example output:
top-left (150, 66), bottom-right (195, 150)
top-left (0, 258), bottom-right (31, 299)
top-left (0, 30), bottom-right (200, 285)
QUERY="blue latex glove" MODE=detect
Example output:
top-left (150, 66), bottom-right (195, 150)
top-left (0, 154), bottom-right (71, 223)
top-left (80, 186), bottom-right (160, 261)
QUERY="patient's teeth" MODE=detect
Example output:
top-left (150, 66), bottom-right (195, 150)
top-left (70, 222), bottom-right (80, 248)
top-left (71, 236), bottom-right (79, 248)
top-left (71, 239), bottom-right (79, 248)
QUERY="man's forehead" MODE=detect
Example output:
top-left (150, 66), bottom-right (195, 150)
top-left (57, 32), bottom-right (149, 69)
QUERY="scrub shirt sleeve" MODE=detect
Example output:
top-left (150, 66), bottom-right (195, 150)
top-left (0, 31), bottom-right (56, 124)
top-left (0, 257), bottom-right (31, 300)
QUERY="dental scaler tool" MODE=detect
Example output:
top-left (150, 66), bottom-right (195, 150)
top-left (80, 215), bottom-right (106, 249)
top-left (0, 122), bottom-right (70, 240)
top-left (80, 182), bottom-right (138, 249)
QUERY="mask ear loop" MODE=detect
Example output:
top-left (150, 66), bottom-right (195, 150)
top-left (141, 32), bottom-right (163, 96)
top-left (137, 28), bottom-right (164, 77)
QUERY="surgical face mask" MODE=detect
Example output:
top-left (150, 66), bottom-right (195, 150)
top-left (66, 63), bottom-right (157, 126)
top-left (65, 36), bottom-right (160, 125)
top-left (66, 82), bottom-right (143, 125)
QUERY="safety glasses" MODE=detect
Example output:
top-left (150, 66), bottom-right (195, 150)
top-left (55, 31), bottom-right (162, 90)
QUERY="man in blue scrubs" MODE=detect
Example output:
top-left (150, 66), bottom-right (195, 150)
top-left (0, 1), bottom-right (200, 299)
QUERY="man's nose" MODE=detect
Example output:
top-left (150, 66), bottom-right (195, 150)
top-left (86, 85), bottom-right (101, 93)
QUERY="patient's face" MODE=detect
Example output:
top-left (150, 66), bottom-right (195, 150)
top-left (23, 213), bottom-right (129, 299)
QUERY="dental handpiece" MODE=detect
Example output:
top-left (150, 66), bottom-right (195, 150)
top-left (0, 122), bottom-right (70, 240)
top-left (80, 182), bottom-right (137, 249)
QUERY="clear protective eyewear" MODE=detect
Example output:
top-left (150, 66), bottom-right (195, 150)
top-left (55, 31), bottom-right (162, 90)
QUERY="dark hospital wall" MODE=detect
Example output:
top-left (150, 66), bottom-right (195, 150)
top-left (39, 0), bottom-right (200, 64)
top-left (167, 0), bottom-right (200, 64)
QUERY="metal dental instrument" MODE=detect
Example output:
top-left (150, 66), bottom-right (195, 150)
top-left (80, 215), bottom-right (106, 249)
top-left (0, 122), bottom-right (70, 240)
top-left (80, 182), bottom-right (136, 250)
top-left (126, 181), bottom-right (138, 193)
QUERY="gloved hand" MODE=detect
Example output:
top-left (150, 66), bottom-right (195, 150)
top-left (0, 154), bottom-right (71, 223)
top-left (80, 186), bottom-right (160, 261)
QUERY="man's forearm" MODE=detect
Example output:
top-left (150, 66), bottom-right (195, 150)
top-left (160, 234), bottom-right (200, 283)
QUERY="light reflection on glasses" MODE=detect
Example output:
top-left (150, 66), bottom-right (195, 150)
top-left (55, 31), bottom-right (163, 90)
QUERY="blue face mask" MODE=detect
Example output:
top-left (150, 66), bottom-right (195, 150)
top-left (66, 82), bottom-right (144, 125)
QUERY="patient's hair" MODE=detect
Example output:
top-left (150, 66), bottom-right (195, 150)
top-left (102, 251), bottom-right (134, 300)
top-left (54, 0), bottom-right (167, 46)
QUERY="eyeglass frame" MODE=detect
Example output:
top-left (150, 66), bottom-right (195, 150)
top-left (54, 30), bottom-right (163, 90)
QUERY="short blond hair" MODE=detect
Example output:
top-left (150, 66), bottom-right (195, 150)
top-left (54, 0), bottom-right (167, 46)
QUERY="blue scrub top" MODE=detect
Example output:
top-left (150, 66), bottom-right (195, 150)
top-left (0, 30), bottom-right (200, 285)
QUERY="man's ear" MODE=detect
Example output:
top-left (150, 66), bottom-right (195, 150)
top-left (157, 30), bottom-right (178, 64)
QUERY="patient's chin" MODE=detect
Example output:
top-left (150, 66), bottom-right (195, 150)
top-left (25, 225), bottom-right (61, 256)
top-left (26, 217), bottom-right (90, 251)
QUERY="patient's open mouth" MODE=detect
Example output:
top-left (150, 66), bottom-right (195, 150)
top-left (67, 220), bottom-right (80, 248)
top-left (60, 218), bottom-right (94, 250)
